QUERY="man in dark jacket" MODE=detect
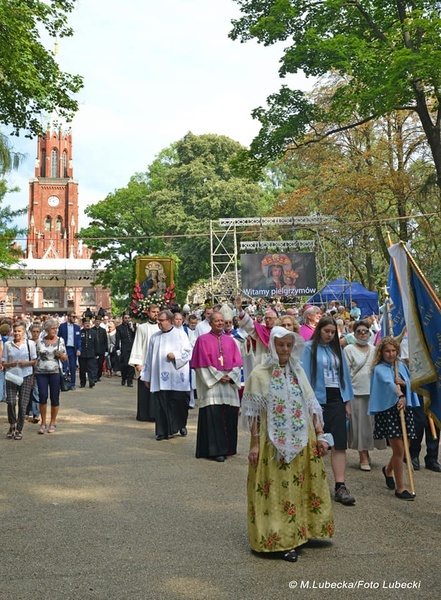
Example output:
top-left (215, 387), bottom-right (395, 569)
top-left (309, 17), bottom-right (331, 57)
top-left (93, 316), bottom-right (108, 383)
top-left (116, 313), bottom-right (135, 387)
top-left (58, 312), bottom-right (82, 389)
top-left (79, 318), bottom-right (98, 388)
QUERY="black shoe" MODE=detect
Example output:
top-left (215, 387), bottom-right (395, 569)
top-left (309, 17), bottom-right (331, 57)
top-left (80, 384), bottom-right (86, 388)
top-left (382, 466), bottom-right (395, 490)
top-left (411, 456), bottom-right (420, 471)
top-left (89, 383), bottom-right (95, 388)
top-left (395, 489), bottom-right (415, 501)
top-left (425, 461), bottom-right (441, 472)
top-left (213, 456), bottom-right (225, 462)
top-left (179, 427), bottom-right (187, 437)
top-left (282, 549), bottom-right (298, 562)
top-left (156, 435), bottom-right (168, 441)
top-left (127, 382), bottom-right (133, 388)
top-left (121, 380), bottom-right (126, 386)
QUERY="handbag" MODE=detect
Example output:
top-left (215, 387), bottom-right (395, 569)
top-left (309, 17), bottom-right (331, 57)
top-left (60, 370), bottom-right (72, 392)
top-left (5, 371), bottom-right (24, 386)
top-left (57, 340), bottom-right (72, 392)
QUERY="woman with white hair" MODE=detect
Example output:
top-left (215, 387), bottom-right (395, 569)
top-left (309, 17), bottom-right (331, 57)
top-left (242, 327), bottom-right (334, 562)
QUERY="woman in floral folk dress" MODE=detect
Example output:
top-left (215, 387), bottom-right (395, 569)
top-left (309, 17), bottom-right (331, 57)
top-left (242, 327), bottom-right (334, 562)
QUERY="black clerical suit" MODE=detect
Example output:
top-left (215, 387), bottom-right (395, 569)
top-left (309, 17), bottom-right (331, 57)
top-left (93, 325), bottom-right (108, 383)
top-left (115, 321), bottom-right (135, 386)
top-left (79, 327), bottom-right (98, 388)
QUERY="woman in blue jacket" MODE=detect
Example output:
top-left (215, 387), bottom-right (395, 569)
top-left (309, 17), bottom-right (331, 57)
top-left (369, 337), bottom-right (419, 501)
top-left (303, 317), bottom-right (355, 505)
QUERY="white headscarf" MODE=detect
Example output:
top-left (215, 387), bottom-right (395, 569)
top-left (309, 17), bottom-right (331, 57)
top-left (265, 326), bottom-right (305, 370)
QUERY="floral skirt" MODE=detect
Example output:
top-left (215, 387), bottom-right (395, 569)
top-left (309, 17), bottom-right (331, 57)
top-left (247, 419), bottom-right (334, 553)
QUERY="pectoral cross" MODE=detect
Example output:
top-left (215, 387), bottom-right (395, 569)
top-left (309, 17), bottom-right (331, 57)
top-left (219, 355), bottom-right (224, 367)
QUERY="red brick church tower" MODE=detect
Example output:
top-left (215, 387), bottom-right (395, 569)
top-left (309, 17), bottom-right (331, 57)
top-left (27, 123), bottom-right (89, 259)
top-left (0, 117), bottom-right (110, 318)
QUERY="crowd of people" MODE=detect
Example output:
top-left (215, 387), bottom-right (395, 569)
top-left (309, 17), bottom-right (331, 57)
top-left (1, 295), bottom-right (439, 563)
top-left (0, 309), bottom-right (137, 439)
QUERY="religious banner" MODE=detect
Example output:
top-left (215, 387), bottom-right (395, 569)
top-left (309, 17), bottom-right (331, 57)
top-left (240, 252), bottom-right (317, 298)
top-left (388, 243), bottom-right (441, 428)
top-left (136, 256), bottom-right (174, 296)
top-left (130, 256), bottom-right (176, 320)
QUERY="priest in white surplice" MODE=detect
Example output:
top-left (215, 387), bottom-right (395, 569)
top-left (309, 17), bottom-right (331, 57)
top-left (192, 312), bottom-right (243, 462)
top-left (128, 305), bottom-right (160, 421)
top-left (141, 310), bottom-right (191, 441)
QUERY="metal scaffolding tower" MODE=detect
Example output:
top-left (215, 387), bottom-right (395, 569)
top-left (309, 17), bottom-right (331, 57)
top-left (210, 215), bottom-right (332, 296)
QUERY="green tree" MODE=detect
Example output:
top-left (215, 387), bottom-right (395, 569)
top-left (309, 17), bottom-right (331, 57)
top-left (80, 133), bottom-right (269, 305)
top-left (0, 0), bottom-right (83, 136)
top-left (271, 111), bottom-right (441, 289)
top-left (0, 129), bottom-right (26, 276)
top-left (0, 178), bottom-right (27, 277)
top-left (148, 132), bottom-right (269, 291)
top-left (0, 131), bottom-right (22, 174)
top-left (230, 1), bottom-right (441, 188)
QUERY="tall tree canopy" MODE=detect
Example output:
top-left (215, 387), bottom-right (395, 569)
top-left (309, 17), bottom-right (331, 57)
top-left (230, 1), bottom-right (441, 188)
top-left (269, 109), bottom-right (441, 289)
top-left (0, 178), bottom-right (27, 277)
top-left (78, 173), bottom-right (164, 313)
top-left (80, 133), bottom-right (268, 308)
top-left (0, 0), bottom-right (83, 136)
top-left (149, 133), bottom-right (269, 291)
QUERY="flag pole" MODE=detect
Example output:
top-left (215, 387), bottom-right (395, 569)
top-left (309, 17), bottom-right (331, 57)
top-left (398, 241), bottom-right (439, 440)
top-left (386, 235), bottom-right (416, 495)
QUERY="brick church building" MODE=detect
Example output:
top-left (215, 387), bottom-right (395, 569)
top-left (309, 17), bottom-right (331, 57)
top-left (0, 121), bottom-right (110, 317)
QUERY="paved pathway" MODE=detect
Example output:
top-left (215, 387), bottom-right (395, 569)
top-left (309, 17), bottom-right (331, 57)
top-left (0, 377), bottom-right (439, 599)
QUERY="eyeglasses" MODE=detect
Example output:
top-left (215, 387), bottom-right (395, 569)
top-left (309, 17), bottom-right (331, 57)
top-left (355, 329), bottom-right (369, 334)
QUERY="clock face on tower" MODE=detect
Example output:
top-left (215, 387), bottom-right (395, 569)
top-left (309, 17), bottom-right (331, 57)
top-left (47, 195), bottom-right (60, 207)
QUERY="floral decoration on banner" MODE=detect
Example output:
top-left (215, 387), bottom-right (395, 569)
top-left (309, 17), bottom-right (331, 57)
top-left (164, 282), bottom-right (176, 305)
top-left (129, 282), bottom-right (177, 321)
top-left (129, 282), bottom-right (164, 321)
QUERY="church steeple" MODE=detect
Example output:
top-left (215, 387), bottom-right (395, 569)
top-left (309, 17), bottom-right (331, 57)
top-left (27, 121), bottom-right (85, 259)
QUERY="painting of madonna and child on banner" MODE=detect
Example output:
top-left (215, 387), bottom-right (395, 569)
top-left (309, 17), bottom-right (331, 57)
top-left (241, 253), bottom-right (318, 298)
top-left (129, 257), bottom-right (175, 320)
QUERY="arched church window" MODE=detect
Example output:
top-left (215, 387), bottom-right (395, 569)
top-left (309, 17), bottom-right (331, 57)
top-left (51, 148), bottom-right (58, 177)
top-left (45, 216), bottom-right (51, 231)
top-left (55, 216), bottom-right (62, 231)
top-left (41, 149), bottom-right (46, 177)
top-left (62, 150), bottom-right (68, 177)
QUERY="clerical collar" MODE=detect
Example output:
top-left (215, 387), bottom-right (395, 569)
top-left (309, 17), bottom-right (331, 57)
top-left (148, 319), bottom-right (157, 325)
top-left (209, 331), bottom-right (223, 338)
top-left (161, 326), bottom-right (174, 334)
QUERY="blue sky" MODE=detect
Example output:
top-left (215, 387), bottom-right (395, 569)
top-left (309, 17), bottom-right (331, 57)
top-left (4, 0), bottom-right (310, 234)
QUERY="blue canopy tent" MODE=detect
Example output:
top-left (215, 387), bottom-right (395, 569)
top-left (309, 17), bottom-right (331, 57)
top-left (306, 277), bottom-right (379, 317)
